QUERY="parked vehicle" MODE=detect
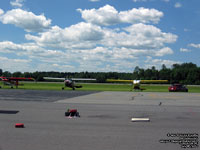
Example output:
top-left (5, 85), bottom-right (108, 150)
top-left (168, 84), bottom-right (188, 92)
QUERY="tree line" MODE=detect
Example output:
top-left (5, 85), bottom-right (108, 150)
top-left (0, 62), bottom-right (200, 85)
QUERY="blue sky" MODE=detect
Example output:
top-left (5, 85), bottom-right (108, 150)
top-left (0, 0), bottom-right (200, 72)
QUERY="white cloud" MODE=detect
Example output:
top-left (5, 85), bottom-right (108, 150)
top-left (119, 7), bottom-right (163, 24)
top-left (0, 41), bottom-right (69, 61)
top-left (0, 36), bottom-right (176, 72)
top-left (35, 63), bottom-right (74, 72)
top-left (0, 56), bottom-right (28, 63)
top-left (0, 41), bottom-right (42, 54)
top-left (0, 56), bottom-right (30, 72)
top-left (0, 9), bottom-right (4, 15)
top-left (180, 48), bottom-right (191, 52)
top-left (0, 41), bottom-right (73, 71)
top-left (77, 5), bottom-right (120, 26)
top-left (110, 23), bottom-right (177, 49)
top-left (184, 28), bottom-right (190, 32)
top-left (163, 0), bottom-right (170, 2)
top-left (175, 2), bottom-right (182, 8)
top-left (155, 47), bottom-right (173, 56)
top-left (133, 0), bottom-right (170, 2)
top-left (10, 0), bottom-right (25, 8)
top-left (25, 22), bottom-right (177, 54)
top-left (189, 43), bottom-right (200, 48)
top-left (145, 57), bottom-right (182, 69)
top-left (89, 0), bottom-right (100, 2)
top-left (25, 23), bottom-right (104, 49)
top-left (0, 9), bottom-right (51, 32)
top-left (77, 5), bottom-right (163, 26)
top-left (133, 0), bottom-right (147, 2)
top-left (0, 41), bottom-right (29, 54)
top-left (0, 5), bottom-right (179, 72)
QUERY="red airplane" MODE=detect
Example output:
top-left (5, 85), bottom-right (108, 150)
top-left (0, 77), bottom-right (34, 88)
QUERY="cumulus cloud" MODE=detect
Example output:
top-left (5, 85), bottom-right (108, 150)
top-left (0, 9), bottom-right (4, 15)
top-left (25, 22), bottom-right (177, 54)
top-left (77, 5), bottom-right (163, 26)
top-left (133, 0), bottom-right (170, 2)
top-left (107, 23), bottom-right (177, 49)
top-left (145, 57), bottom-right (181, 69)
top-left (184, 28), bottom-right (190, 32)
top-left (119, 7), bottom-right (163, 24)
top-left (133, 0), bottom-right (147, 3)
top-left (0, 9), bottom-right (51, 32)
top-left (0, 56), bottom-right (28, 63)
top-left (0, 5), bottom-right (178, 72)
top-left (175, 2), bottom-right (182, 8)
top-left (0, 41), bottom-right (49, 59)
top-left (155, 47), bottom-right (173, 56)
top-left (10, 0), bottom-right (25, 8)
top-left (25, 22), bottom-right (104, 49)
top-left (0, 41), bottom-right (71, 71)
top-left (89, 0), bottom-right (100, 2)
top-left (133, 0), bottom-right (147, 2)
top-left (180, 48), bottom-right (191, 52)
top-left (0, 41), bottom-right (25, 53)
top-left (77, 5), bottom-right (120, 26)
top-left (189, 43), bottom-right (200, 48)
top-left (163, 0), bottom-right (170, 2)
top-left (0, 56), bottom-right (30, 72)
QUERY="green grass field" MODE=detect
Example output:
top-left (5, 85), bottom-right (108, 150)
top-left (1, 81), bottom-right (200, 93)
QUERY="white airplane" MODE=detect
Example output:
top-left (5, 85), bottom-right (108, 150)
top-left (43, 77), bottom-right (96, 90)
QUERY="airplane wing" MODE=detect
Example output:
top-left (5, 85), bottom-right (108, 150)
top-left (0, 77), bottom-right (5, 80)
top-left (43, 77), bottom-right (65, 80)
top-left (43, 77), bottom-right (96, 81)
top-left (139, 80), bottom-right (168, 83)
top-left (71, 78), bottom-right (96, 81)
top-left (106, 79), bottom-right (133, 83)
top-left (107, 79), bottom-right (168, 84)
top-left (8, 77), bottom-right (34, 81)
top-left (0, 77), bottom-right (34, 81)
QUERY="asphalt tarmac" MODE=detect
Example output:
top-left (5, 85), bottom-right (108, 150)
top-left (0, 89), bottom-right (99, 102)
top-left (0, 89), bottom-right (199, 150)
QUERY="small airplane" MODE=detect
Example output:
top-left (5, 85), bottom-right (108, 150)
top-left (0, 77), bottom-right (34, 88)
top-left (106, 79), bottom-right (168, 91)
top-left (43, 77), bottom-right (96, 90)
